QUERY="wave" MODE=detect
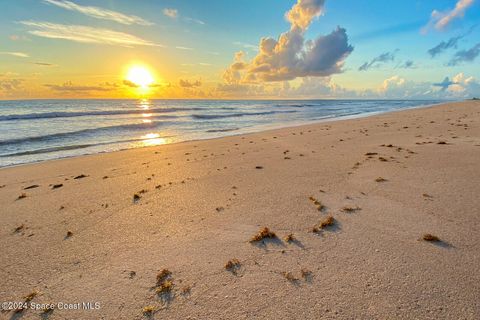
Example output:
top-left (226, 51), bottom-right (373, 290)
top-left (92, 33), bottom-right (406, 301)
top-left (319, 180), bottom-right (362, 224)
top-left (0, 135), bottom-right (173, 157)
top-left (205, 127), bottom-right (240, 133)
top-left (0, 122), bottom-right (164, 146)
top-left (1, 144), bottom-right (96, 157)
top-left (274, 104), bottom-right (317, 108)
top-left (0, 106), bottom-right (234, 121)
top-left (192, 110), bottom-right (297, 120)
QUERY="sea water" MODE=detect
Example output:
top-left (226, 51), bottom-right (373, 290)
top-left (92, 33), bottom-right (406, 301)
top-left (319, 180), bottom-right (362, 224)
top-left (0, 99), bottom-right (445, 167)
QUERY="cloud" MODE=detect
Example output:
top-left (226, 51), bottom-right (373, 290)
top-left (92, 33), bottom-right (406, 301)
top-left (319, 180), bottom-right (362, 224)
top-left (100, 82), bottom-right (119, 88)
top-left (428, 25), bottom-right (476, 57)
top-left (45, 81), bottom-right (114, 92)
top-left (428, 35), bottom-right (464, 57)
top-left (432, 73), bottom-right (479, 96)
top-left (122, 79), bottom-right (140, 88)
top-left (215, 72), bottom-right (480, 99)
top-left (163, 8), bottom-right (178, 19)
top-left (175, 46), bottom-right (193, 51)
top-left (448, 42), bottom-right (480, 65)
top-left (422, 0), bottom-right (475, 32)
top-left (122, 80), bottom-right (166, 88)
top-left (148, 83), bottom-right (168, 88)
top-left (451, 73), bottom-right (480, 95)
top-left (0, 77), bottom-right (24, 94)
top-left (223, 0), bottom-right (353, 83)
top-left (162, 8), bottom-right (204, 25)
top-left (433, 77), bottom-right (455, 91)
top-left (371, 76), bottom-right (434, 99)
top-left (43, 0), bottom-right (153, 26)
top-left (376, 77), bottom-right (435, 99)
top-left (0, 51), bottom-right (29, 58)
top-left (381, 75), bottom-right (405, 91)
top-left (397, 60), bottom-right (415, 69)
top-left (358, 50), bottom-right (397, 71)
top-left (216, 83), bottom-right (268, 96)
top-left (376, 73), bottom-right (480, 98)
top-left (279, 77), bottom-right (357, 98)
top-left (34, 62), bottom-right (55, 66)
top-left (286, 0), bottom-right (325, 29)
top-left (184, 17), bottom-right (205, 25)
top-left (179, 79), bottom-right (202, 88)
top-left (20, 21), bottom-right (159, 47)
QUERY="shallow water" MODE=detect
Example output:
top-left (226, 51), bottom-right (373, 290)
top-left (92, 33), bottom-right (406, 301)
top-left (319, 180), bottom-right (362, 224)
top-left (0, 99), bottom-right (446, 167)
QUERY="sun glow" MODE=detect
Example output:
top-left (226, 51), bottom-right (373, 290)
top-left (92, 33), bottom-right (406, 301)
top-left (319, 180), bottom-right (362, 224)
top-left (126, 65), bottom-right (154, 88)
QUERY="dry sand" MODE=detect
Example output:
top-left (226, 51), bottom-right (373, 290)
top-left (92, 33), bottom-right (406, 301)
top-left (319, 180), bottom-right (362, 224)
top-left (0, 101), bottom-right (479, 319)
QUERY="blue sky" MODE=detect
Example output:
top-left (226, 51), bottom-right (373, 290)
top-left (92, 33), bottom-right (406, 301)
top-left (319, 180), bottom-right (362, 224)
top-left (0, 0), bottom-right (479, 99)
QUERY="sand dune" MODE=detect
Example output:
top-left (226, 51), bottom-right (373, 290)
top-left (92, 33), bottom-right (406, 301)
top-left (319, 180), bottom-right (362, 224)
top-left (0, 101), bottom-right (479, 319)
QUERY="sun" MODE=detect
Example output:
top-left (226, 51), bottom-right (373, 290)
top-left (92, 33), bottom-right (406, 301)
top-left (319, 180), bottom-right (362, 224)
top-left (126, 65), bottom-right (154, 88)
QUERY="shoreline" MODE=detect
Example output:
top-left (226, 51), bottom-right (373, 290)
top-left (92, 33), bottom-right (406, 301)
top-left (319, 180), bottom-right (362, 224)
top-left (0, 100), bottom-right (448, 170)
top-left (0, 97), bottom-right (456, 102)
top-left (1, 100), bottom-right (479, 319)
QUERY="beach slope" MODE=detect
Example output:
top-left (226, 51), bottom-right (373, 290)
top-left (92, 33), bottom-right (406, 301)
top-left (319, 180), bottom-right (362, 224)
top-left (0, 101), bottom-right (479, 319)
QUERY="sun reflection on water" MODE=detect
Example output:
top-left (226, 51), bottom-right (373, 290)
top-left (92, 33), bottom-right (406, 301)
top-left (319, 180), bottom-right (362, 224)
top-left (143, 133), bottom-right (159, 139)
top-left (137, 100), bottom-right (171, 146)
top-left (140, 133), bottom-right (169, 146)
top-left (139, 99), bottom-right (150, 110)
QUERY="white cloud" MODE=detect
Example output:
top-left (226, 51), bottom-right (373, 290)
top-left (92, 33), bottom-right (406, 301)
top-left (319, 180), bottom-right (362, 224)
top-left (0, 51), bottom-right (29, 58)
top-left (422, 0), bottom-right (475, 32)
top-left (43, 0), bottom-right (153, 26)
top-left (381, 75), bottom-right (405, 91)
top-left (283, 74), bottom-right (479, 99)
top-left (279, 77), bottom-right (357, 98)
top-left (286, 0), bottom-right (325, 29)
top-left (20, 21), bottom-right (160, 47)
top-left (372, 76), bottom-right (431, 99)
top-left (223, 0), bottom-right (353, 83)
top-left (216, 83), bottom-right (268, 96)
top-left (378, 73), bottom-right (480, 99)
top-left (163, 8), bottom-right (178, 19)
top-left (162, 8), bottom-right (205, 26)
top-left (184, 17), bottom-right (205, 25)
top-left (440, 72), bottom-right (480, 96)
top-left (215, 72), bottom-right (480, 99)
top-left (175, 46), bottom-right (193, 51)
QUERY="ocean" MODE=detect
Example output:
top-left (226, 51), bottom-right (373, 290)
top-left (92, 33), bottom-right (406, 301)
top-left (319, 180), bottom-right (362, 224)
top-left (0, 99), bottom-right (445, 167)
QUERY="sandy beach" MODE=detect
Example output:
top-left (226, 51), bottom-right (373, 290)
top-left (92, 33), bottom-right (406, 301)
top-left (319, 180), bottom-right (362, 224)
top-left (0, 100), bottom-right (479, 319)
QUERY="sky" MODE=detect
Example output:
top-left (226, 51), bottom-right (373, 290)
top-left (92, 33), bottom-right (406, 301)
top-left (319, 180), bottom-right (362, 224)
top-left (0, 0), bottom-right (479, 100)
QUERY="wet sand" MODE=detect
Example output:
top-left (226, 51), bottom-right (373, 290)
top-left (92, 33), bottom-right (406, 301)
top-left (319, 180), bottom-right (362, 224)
top-left (0, 100), bottom-right (479, 319)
